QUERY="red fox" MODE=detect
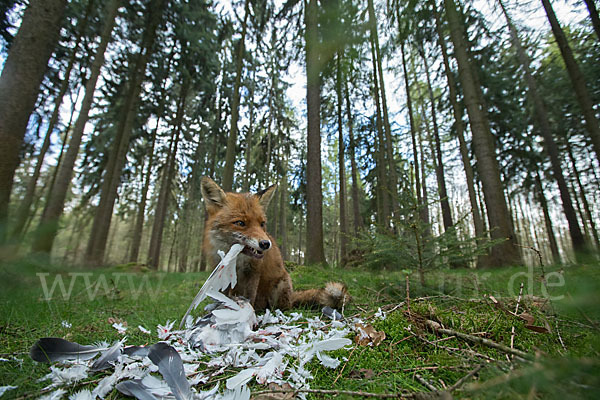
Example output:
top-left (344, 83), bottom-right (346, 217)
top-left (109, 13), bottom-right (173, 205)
top-left (201, 177), bottom-right (349, 311)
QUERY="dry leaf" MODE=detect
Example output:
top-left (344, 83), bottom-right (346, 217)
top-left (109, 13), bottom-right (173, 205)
top-left (354, 323), bottom-right (386, 346)
top-left (519, 313), bottom-right (535, 325)
top-left (524, 325), bottom-right (550, 334)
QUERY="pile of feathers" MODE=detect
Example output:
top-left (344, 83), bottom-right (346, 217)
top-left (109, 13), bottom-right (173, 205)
top-left (25, 244), bottom-right (355, 400)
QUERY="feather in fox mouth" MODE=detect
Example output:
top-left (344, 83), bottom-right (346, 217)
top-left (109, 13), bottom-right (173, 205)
top-left (241, 245), bottom-right (264, 259)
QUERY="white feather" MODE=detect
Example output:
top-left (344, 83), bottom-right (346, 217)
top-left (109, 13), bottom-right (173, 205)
top-left (38, 389), bottom-right (67, 400)
top-left (68, 390), bottom-right (93, 400)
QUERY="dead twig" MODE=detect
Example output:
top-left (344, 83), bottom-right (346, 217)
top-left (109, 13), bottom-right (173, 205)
top-left (333, 345), bottom-right (360, 385)
top-left (448, 364), bottom-right (484, 392)
top-left (414, 373), bottom-right (437, 391)
top-left (510, 282), bottom-right (525, 359)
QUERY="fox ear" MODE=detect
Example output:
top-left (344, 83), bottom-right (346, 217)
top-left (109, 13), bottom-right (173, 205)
top-left (256, 184), bottom-right (277, 210)
top-left (201, 177), bottom-right (226, 211)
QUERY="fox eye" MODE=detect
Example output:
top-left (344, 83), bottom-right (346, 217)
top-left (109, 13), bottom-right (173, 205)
top-left (260, 222), bottom-right (266, 228)
top-left (233, 220), bottom-right (245, 227)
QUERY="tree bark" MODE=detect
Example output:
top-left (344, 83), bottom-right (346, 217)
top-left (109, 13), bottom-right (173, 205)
top-left (222, 0), bottom-right (250, 192)
top-left (147, 84), bottom-right (188, 269)
top-left (498, 0), bottom-right (586, 255)
top-left (541, 0), bottom-right (600, 165)
top-left (444, 0), bottom-right (521, 267)
top-left (85, 0), bottom-right (166, 266)
top-left (11, 0), bottom-right (94, 239)
top-left (0, 0), bottom-right (67, 240)
top-left (32, 0), bottom-right (120, 254)
top-left (279, 158), bottom-right (288, 260)
top-left (305, 0), bottom-right (326, 265)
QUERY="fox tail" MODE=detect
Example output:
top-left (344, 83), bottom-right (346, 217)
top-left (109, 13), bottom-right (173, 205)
top-left (291, 282), bottom-right (350, 310)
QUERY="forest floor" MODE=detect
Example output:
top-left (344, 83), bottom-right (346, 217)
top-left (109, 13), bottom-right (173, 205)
top-left (1, 256), bottom-right (599, 399)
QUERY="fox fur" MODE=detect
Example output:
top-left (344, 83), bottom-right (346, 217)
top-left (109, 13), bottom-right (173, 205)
top-left (201, 177), bottom-right (349, 311)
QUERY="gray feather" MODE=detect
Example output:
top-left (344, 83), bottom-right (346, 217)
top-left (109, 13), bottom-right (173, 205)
top-left (123, 346), bottom-right (149, 358)
top-left (90, 338), bottom-right (124, 371)
top-left (322, 306), bottom-right (343, 321)
top-left (148, 342), bottom-right (192, 400)
top-left (30, 338), bottom-right (101, 363)
top-left (116, 380), bottom-right (159, 400)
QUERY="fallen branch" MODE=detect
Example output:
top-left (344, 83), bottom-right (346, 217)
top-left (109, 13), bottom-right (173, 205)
top-left (510, 283), bottom-right (525, 359)
top-left (425, 320), bottom-right (532, 360)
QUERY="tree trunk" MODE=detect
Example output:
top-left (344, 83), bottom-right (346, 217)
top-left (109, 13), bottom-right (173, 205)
top-left (32, 0), bottom-right (120, 254)
top-left (370, 35), bottom-right (390, 229)
top-left (417, 105), bottom-right (431, 236)
top-left (279, 158), bottom-right (288, 260)
top-left (344, 75), bottom-right (362, 234)
top-left (400, 42), bottom-right (422, 211)
top-left (147, 84), bottom-right (188, 269)
top-left (367, 0), bottom-right (399, 214)
top-left (534, 171), bottom-right (560, 263)
top-left (336, 52), bottom-right (348, 266)
top-left (222, 0), bottom-right (249, 192)
top-left (583, 0), bottom-right (600, 42)
top-left (305, 0), bottom-right (326, 265)
top-left (541, 0), bottom-right (600, 165)
top-left (0, 0), bottom-right (67, 240)
top-left (419, 45), bottom-right (454, 233)
top-left (243, 66), bottom-right (255, 192)
top-left (498, 0), bottom-right (586, 254)
top-left (433, 6), bottom-right (485, 244)
top-left (129, 116), bottom-right (160, 263)
top-left (85, 0), bottom-right (166, 266)
top-left (444, 0), bottom-right (521, 267)
top-left (565, 140), bottom-right (600, 249)
top-left (11, 0), bottom-right (94, 239)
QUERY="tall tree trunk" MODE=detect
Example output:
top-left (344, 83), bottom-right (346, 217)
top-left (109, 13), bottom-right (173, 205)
top-left (433, 6), bottom-right (485, 244)
top-left (344, 76), bottom-right (362, 234)
top-left (418, 104), bottom-right (431, 236)
top-left (32, 0), bottom-right (120, 254)
top-left (367, 0), bottom-right (399, 214)
top-left (541, 0), bottom-right (600, 165)
top-left (11, 0), bottom-right (94, 239)
top-left (129, 116), bottom-right (160, 262)
top-left (419, 45), bottom-right (454, 232)
top-left (222, 0), bottom-right (249, 192)
top-left (565, 140), bottom-right (600, 249)
top-left (147, 84), bottom-right (188, 269)
top-left (444, 0), bottom-right (521, 267)
top-left (279, 158), bottom-right (288, 260)
top-left (498, 0), bottom-right (586, 254)
top-left (336, 52), bottom-right (348, 266)
top-left (370, 35), bottom-right (390, 229)
top-left (534, 171), bottom-right (560, 263)
top-left (400, 42), bottom-right (422, 210)
top-left (583, 0), bottom-right (600, 42)
top-left (243, 66), bottom-right (255, 192)
top-left (85, 0), bottom-right (166, 266)
top-left (305, 0), bottom-right (326, 265)
top-left (0, 0), bottom-right (67, 240)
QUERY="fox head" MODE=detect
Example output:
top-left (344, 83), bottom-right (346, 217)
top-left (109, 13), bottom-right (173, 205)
top-left (201, 177), bottom-right (277, 260)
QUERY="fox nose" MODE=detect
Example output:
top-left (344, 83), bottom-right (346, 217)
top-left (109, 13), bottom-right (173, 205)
top-left (259, 240), bottom-right (271, 250)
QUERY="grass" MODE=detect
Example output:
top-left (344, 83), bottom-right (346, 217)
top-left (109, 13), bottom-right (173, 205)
top-left (1, 255), bottom-right (600, 399)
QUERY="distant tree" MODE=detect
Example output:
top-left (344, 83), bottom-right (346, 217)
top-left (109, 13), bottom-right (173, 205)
top-left (0, 0), bottom-right (67, 241)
